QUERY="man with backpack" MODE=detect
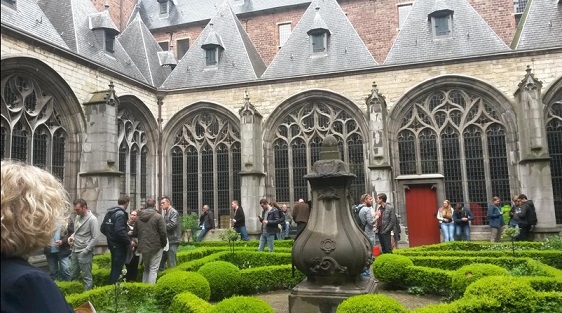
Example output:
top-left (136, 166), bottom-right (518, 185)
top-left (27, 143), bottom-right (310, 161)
top-left (512, 194), bottom-right (537, 241)
top-left (100, 195), bottom-right (131, 284)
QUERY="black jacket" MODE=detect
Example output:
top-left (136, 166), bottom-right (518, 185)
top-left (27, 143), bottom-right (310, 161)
top-left (101, 207), bottom-right (130, 247)
top-left (261, 207), bottom-right (283, 234)
top-left (233, 206), bottom-right (246, 228)
top-left (1, 255), bottom-right (74, 313)
top-left (200, 210), bottom-right (215, 230)
top-left (43, 222), bottom-right (74, 257)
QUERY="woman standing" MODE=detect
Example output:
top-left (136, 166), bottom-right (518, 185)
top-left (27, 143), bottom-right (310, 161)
top-left (125, 210), bottom-right (140, 282)
top-left (437, 200), bottom-right (455, 242)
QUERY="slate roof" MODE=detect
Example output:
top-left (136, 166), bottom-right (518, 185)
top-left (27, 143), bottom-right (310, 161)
top-left (1, 0), bottom-right (69, 50)
top-left (513, 0), bottom-right (562, 50)
top-left (261, 0), bottom-right (377, 80)
top-left (385, 0), bottom-right (511, 65)
top-left (37, 0), bottom-right (149, 84)
top-left (119, 13), bottom-right (172, 87)
top-left (160, 2), bottom-right (266, 89)
top-left (136, 0), bottom-right (311, 30)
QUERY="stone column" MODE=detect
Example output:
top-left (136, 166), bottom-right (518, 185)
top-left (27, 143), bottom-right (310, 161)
top-left (78, 82), bottom-right (123, 246)
top-left (365, 82), bottom-right (393, 201)
top-left (514, 67), bottom-right (558, 236)
top-left (238, 91), bottom-right (266, 234)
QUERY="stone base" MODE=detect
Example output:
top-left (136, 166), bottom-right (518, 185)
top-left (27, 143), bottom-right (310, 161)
top-left (289, 277), bottom-right (377, 313)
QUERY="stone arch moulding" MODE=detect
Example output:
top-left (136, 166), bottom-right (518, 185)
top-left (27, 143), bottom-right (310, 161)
top-left (1, 56), bottom-right (86, 198)
top-left (543, 75), bottom-right (562, 114)
top-left (387, 74), bottom-right (519, 147)
top-left (117, 95), bottom-right (159, 147)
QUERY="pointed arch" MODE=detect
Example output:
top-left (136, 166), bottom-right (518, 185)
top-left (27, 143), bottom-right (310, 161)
top-left (162, 101), bottom-right (241, 226)
top-left (389, 75), bottom-right (517, 225)
top-left (264, 89), bottom-right (369, 203)
top-left (1, 57), bottom-right (85, 198)
top-left (544, 75), bottom-right (562, 224)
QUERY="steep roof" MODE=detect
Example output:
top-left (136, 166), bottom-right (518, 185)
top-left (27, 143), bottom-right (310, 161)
top-left (137, 0), bottom-right (310, 30)
top-left (160, 2), bottom-right (266, 89)
top-left (385, 0), bottom-right (511, 65)
top-left (119, 13), bottom-right (172, 87)
top-left (37, 0), bottom-right (149, 84)
top-left (1, 0), bottom-right (69, 50)
top-left (261, 0), bottom-right (376, 80)
top-left (513, 0), bottom-right (562, 50)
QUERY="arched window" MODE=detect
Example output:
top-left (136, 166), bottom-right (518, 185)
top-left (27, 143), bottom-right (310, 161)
top-left (1, 74), bottom-right (67, 180)
top-left (397, 88), bottom-right (511, 224)
top-left (117, 109), bottom-right (149, 209)
top-left (546, 91), bottom-right (562, 224)
top-left (170, 112), bottom-right (241, 228)
top-left (272, 101), bottom-right (366, 203)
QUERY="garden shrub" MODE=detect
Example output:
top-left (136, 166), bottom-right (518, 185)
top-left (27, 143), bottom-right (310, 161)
top-left (92, 267), bottom-right (110, 287)
top-left (534, 291), bottom-right (562, 313)
top-left (336, 294), bottom-right (408, 313)
top-left (521, 277), bottom-right (562, 292)
top-left (56, 280), bottom-right (83, 296)
top-left (168, 292), bottom-right (213, 313)
top-left (197, 261), bottom-right (241, 301)
top-left (155, 271), bottom-right (211, 308)
top-left (405, 265), bottom-right (452, 295)
top-left (463, 276), bottom-right (537, 312)
top-left (409, 256), bottom-right (526, 270)
top-left (219, 251), bottom-right (292, 268)
top-left (411, 303), bottom-right (453, 313)
top-left (93, 253), bottom-right (111, 268)
top-left (542, 235), bottom-right (562, 250)
top-left (372, 254), bottom-right (413, 286)
top-left (65, 282), bottom-right (155, 309)
top-left (211, 296), bottom-right (274, 313)
top-left (238, 264), bottom-right (305, 295)
top-left (451, 263), bottom-right (508, 298)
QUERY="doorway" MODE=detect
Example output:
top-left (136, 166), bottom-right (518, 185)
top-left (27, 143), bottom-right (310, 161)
top-left (405, 184), bottom-right (440, 247)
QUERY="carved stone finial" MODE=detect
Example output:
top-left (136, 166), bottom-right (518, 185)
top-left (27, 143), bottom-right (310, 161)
top-left (526, 65), bottom-right (532, 75)
top-left (109, 81), bottom-right (114, 90)
top-left (239, 90), bottom-right (262, 122)
top-left (319, 135), bottom-right (340, 160)
top-left (366, 81), bottom-right (385, 109)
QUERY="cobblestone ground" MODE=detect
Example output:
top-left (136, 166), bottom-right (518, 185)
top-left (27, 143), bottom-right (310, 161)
top-left (255, 289), bottom-right (442, 313)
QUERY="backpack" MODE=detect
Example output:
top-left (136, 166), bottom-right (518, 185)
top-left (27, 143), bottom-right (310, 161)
top-left (352, 204), bottom-right (366, 229)
top-left (100, 207), bottom-right (123, 238)
top-left (527, 203), bottom-right (538, 226)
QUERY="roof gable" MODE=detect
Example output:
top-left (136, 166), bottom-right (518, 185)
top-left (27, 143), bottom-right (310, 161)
top-left (37, 0), bottom-right (149, 84)
top-left (160, 2), bottom-right (266, 89)
top-left (1, 0), bottom-right (69, 50)
top-left (513, 0), bottom-right (562, 50)
top-left (385, 0), bottom-right (511, 65)
top-left (119, 13), bottom-right (172, 87)
top-left (261, 0), bottom-right (376, 80)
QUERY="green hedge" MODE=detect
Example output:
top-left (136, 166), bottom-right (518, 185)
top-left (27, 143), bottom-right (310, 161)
top-left (56, 280), bottom-right (84, 296)
top-left (336, 294), bottom-right (408, 313)
top-left (451, 263), bottom-right (508, 298)
top-left (186, 240), bottom-right (294, 249)
top-left (198, 261), bottom-right (242, 301)
top-left (372, 254), bottom-right (413, 286)
top-left (155, 271), bottom-right (211, 308)
top-left (409, 256), bottom-right (529, 271)
top-left (405, 265), bottom-right (452, 295)
top-left (211, 296), bottom-right (274, 313)
top-left (218, 251), bottom-right (292, 268)
top-left (169, 292), bottom-right (213, 313)
top-left (400, 241), bottom-right (543, 252)
top-left (65, 282), bottom-right (155, 308)
top-left (238, 264), bottom-right (305, 294)
top-left (464, 276), bottom-right (537, 312)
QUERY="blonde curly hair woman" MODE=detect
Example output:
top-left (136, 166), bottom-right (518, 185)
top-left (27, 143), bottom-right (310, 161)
top-left (1, 160), bottom-right (74, 312)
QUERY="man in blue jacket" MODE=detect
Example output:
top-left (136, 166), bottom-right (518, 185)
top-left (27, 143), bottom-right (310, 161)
top-left (487, 196), bottom-right (504, 242)
top-left (101, 195), bottom-right (131, 284)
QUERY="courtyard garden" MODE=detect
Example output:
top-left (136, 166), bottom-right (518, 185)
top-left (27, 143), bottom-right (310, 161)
top-left (57, 236), bottom-right (562, 312)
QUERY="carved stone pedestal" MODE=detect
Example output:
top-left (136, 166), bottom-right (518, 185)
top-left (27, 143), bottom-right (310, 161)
top-left (289, 277), bottom-right (377, 313)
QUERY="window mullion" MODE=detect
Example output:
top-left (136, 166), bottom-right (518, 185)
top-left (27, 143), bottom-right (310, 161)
top-left (482, 130), bottom-right (492, 200)
top-left (459, 131), bottom-right (470, 203)
top-left (288, 140), bottom-right (295, 203)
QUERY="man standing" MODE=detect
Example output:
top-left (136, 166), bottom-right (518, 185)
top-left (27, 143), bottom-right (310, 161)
top-left (159, 196), bottom-right (181, 270)
top-left (197, 205), bottom-right (215, 242)
top-left (375, 193), bottom-right (396, 254)
top-left (277, 204), bottom-right (291, 240)
top-left (513, 194), bottom-right (535, 241)
top-left (258, 199), bottom-right (282, 252)
top-left (43, 221), bottom-right (73, 281)
top-left (101, 195), bottom-right (131, 284)
top-left (292, 199), bottom-right (310, 239)
top-left (68, 199), bottom-right (99, 290)
top-left (231, 200), bottom-right (250, 241)
top-left (132, 198), bottom-right (167, 284)
top-left (487, 196), bottom-right (504, 242)
top-left (358, 194), bottom-right (376, 246)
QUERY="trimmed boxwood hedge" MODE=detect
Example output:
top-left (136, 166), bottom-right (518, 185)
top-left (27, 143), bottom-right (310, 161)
top-left (238, 264), bottom-right (305, 294)
top-left (56, 280), bottom-right (84, 296)
top-left (155, 271), bottom-right (211, 308)
top-left (211, 296), bottom-right (274, 313)
top-left (169, 292), bottom-right (213, 313)
top-left (451, 263), bottom-right (509, 298)
top-left (405, 265), bottom-right (452, 295)
top-left (197, 261), bottom-right (242, 301)
top-left (372, 254), bottom-right (413, 286)
top-left (464, 276), bottom-right (537, 312)
top-left (336, 294), bottom-right (408, 313)
top-left (65, 282), bottom-right (155, 308)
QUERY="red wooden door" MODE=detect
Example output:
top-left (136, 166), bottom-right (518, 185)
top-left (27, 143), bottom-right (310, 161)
top-left (405, 184), bottom-right (440, 247)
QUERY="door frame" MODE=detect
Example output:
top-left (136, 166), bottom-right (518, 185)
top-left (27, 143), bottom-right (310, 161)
top-left (394, 174), bottom-right (444, 228)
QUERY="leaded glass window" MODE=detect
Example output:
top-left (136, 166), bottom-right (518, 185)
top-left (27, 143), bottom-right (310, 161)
top-left (117, 108), bottom-right (149, 209)
top-left (1, 74), bottom-right (66, 179)
top-left (272, 101), bottom-right (366, 203)
top-left (546, 93), bottom-right (562, 224)
top-left (170, 112), bottom-right (241, 227)
top-left (397, 88), bottom-right (511, 224)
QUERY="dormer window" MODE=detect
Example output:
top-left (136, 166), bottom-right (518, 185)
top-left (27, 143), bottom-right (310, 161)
top-left (159, 0), bottom-right (169, 17)
top-left (205, 47), bottom-right (219, 66)
top-left (105, 32), bottom-right (115, 53)
top-left (307, 7), bottom-right (330, 55)
top-left (1, 0), bottom-right (16, 9)
top-left (428, 8), bottom-right (454, 38)
top-left (311, 32), bottom-right (327, 53)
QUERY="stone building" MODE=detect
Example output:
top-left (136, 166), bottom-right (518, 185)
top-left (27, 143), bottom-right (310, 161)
top-left (1, 0), bottom-right (561, 246)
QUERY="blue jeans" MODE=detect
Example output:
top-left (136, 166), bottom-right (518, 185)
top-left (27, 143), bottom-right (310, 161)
top-left (108, 243), bottom-right (128, 284)
top-left (440, 222), bottom-right (455, 242)
top-left (455, 225), bottom-right (471, 241)
top-left (276, 223), bottom-right (289, 240)
top-left (259, 233), bottom-right (275, 252)
top-left (197, 228), bottom-right (209, 242)
top-left (45, 252), bottom-right (71, 281)
top-left (235, 226), bottom-right (250, 241)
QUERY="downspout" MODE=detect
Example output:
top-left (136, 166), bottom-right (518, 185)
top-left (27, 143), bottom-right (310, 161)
top-left (156, 93), bottom-right (164, 208)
